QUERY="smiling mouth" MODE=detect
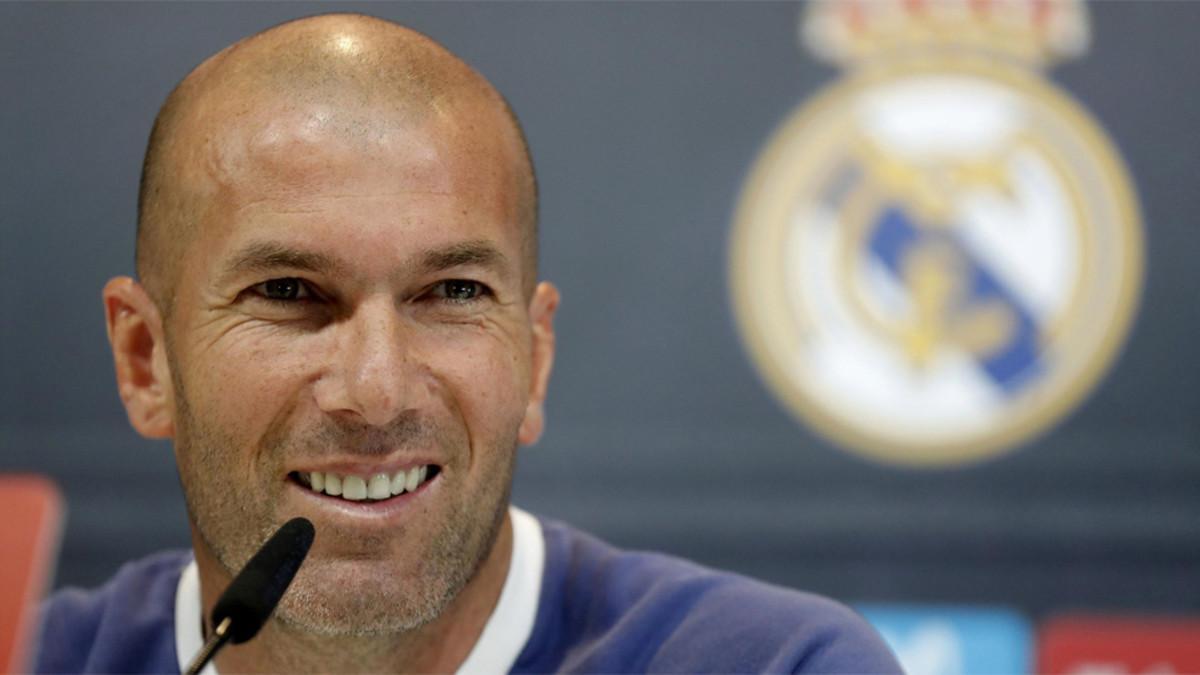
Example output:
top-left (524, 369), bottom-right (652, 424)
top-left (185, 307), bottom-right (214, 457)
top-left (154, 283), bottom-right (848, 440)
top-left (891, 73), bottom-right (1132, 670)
top-left (289, 466), bottom-right (441, 503)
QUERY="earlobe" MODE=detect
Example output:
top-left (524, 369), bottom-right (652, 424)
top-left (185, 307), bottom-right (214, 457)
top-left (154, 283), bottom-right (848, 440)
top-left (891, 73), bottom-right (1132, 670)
top-left (103, 277), bottom-right (175, 439)
top-left (518, 404), bottom-right (544, 446)
top-left (518, 282), bottom-right (559, 446)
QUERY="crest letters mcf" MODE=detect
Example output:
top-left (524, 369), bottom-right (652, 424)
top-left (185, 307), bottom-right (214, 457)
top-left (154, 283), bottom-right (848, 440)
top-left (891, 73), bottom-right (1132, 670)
top-left (731, 0), bottom-right (1143, 466)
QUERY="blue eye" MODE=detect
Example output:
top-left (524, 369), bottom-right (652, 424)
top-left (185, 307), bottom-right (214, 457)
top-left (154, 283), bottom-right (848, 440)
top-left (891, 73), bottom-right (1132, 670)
top-left (253, 278), bottom-right (311, 301)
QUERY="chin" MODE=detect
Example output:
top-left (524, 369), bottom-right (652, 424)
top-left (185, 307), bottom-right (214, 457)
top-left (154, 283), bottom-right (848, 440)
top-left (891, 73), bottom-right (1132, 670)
top-left (272, 561), bottom-right (462, 637)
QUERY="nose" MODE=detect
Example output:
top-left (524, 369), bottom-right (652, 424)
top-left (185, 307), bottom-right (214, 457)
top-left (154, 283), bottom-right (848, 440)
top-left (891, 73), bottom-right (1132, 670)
top-left (314, 297), bottom-right (415, 427)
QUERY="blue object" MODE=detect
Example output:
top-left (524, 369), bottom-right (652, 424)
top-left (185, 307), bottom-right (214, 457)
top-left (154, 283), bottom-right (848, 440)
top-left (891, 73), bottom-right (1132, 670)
top-left (857, 603), bottom-right (1033, 675)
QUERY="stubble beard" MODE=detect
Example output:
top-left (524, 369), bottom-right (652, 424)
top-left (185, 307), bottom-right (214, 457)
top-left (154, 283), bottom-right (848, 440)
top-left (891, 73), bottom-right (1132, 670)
top-left (171, 368), bottom-right (516, 638)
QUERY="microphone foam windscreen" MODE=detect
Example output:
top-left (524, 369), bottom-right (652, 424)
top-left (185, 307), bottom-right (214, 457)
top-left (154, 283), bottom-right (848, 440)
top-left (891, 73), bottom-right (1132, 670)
top-left (211, 517), bottom-right (316, 644)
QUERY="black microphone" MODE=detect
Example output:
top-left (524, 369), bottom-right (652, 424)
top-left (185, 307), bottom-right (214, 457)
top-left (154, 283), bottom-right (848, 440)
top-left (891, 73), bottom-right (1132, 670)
top-left (184, 517), bottom-right (316, 675)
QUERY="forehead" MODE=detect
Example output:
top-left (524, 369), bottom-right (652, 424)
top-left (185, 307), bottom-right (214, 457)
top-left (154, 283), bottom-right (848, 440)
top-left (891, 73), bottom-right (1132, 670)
top-left (184, 98), bottom-right (527, 276)
top-left (206, 97), bottom-right (514, 199)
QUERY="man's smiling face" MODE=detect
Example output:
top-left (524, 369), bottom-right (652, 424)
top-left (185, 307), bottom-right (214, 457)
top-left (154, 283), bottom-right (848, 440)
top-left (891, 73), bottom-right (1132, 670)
top-left (157, 93), bottom-right (556, 635)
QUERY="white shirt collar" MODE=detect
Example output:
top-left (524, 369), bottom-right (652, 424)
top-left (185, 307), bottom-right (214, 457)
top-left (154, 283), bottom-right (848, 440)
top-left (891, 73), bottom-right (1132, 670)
top-left (175, 506), bottom-right (544, 674)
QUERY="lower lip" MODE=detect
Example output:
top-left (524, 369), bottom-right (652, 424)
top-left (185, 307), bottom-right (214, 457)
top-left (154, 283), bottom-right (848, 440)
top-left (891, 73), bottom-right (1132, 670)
top-left (285, 472), bottom-right (439, 522)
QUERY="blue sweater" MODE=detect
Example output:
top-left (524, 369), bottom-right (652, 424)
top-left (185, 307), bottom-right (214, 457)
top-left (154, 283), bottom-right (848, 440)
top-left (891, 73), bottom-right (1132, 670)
top-left (36, 518), bottom-right (899, 673)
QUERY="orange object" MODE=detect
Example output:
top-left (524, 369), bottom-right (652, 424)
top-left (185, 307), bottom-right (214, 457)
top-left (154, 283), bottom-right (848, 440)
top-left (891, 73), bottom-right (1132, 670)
top-left (0, 475), bottom-right (64, 674)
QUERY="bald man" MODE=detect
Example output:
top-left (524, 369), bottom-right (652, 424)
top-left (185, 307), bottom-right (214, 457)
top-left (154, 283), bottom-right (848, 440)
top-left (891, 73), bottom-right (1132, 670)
top-left (35, 14), bottom-right (899, 674)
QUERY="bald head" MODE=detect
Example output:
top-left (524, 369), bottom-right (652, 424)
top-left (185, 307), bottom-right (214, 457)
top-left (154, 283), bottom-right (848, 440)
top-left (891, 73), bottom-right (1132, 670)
top-left (136, 14), bottom-right (538, 312)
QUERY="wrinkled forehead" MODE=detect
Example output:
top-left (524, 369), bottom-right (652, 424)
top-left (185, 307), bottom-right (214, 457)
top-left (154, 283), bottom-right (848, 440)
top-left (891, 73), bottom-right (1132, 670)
top-left (156, 99), bottom-right (529, 302)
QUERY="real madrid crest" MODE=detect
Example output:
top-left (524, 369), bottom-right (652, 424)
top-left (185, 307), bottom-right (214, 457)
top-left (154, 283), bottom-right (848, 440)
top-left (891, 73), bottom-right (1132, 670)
top-left (731, 0), bottom-right (1143, 466)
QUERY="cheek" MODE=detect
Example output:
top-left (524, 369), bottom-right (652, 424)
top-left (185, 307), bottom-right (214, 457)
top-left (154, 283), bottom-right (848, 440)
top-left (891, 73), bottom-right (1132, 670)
top-left (184, 328), bottom-right (322, 442)
top-left (421, 328), bottom-right (532, 433)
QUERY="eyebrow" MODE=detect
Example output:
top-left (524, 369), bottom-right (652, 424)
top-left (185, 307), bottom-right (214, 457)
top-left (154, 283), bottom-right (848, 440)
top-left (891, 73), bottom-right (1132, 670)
top-left (218, 241), bottom-right (346, 285)
top-left (418, 241), bottom-right (509, 276)
top-left (216, 239), bottom-right (511, 286)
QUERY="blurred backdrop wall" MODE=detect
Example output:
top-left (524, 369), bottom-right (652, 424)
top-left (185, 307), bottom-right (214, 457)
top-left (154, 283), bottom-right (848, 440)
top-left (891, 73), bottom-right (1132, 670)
top-left (2, 0), bottom-right (1197, 636)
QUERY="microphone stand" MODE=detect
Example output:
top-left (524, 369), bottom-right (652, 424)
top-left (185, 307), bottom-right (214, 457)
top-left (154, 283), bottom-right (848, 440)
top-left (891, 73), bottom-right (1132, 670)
top-left (183, 616), bottom-right (232, 675)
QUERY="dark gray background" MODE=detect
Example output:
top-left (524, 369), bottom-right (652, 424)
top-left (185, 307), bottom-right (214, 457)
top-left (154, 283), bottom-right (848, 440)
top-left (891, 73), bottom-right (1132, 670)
top-left (2, 2), bottom-right (1197, 620)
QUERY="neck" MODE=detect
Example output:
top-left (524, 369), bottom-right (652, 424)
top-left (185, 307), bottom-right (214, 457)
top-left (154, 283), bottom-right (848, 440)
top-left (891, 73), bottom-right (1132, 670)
top-left (193, 514), bottom-right (514, 674)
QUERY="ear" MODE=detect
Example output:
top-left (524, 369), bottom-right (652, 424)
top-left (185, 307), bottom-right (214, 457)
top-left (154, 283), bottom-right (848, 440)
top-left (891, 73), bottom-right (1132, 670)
top-left (103, 277), bottom-right (175, 438)
top-left (518, 282), bottom-right (559, 445)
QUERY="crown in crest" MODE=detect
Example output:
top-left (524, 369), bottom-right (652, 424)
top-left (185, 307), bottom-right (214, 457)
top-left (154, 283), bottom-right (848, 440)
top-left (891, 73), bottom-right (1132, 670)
top-left (803, 0), bottom-right (1090, 69)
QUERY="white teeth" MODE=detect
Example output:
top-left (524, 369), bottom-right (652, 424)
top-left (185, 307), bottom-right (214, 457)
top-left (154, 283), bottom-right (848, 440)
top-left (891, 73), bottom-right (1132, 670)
top-left (367, 474), bottom-right (391, 500)
top-left (342, 476), bottom-right (367, 500)
top-left (390, 470), bottom-right (408, 495)
top-left (324, 473), bottom-right (342, 496)
top-left (304, 465), bottom-right (431, 501)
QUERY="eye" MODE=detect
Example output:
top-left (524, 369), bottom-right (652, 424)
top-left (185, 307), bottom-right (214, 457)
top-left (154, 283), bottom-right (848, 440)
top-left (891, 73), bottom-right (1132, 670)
top-left (251, 277), bottom-right (312, 302)
top-left (431, 279), bottom-right (490, 303)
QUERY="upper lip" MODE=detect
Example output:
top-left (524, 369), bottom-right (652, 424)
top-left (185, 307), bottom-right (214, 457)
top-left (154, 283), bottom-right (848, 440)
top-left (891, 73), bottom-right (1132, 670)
top-left (286, 456), bottom-right (443, 477)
